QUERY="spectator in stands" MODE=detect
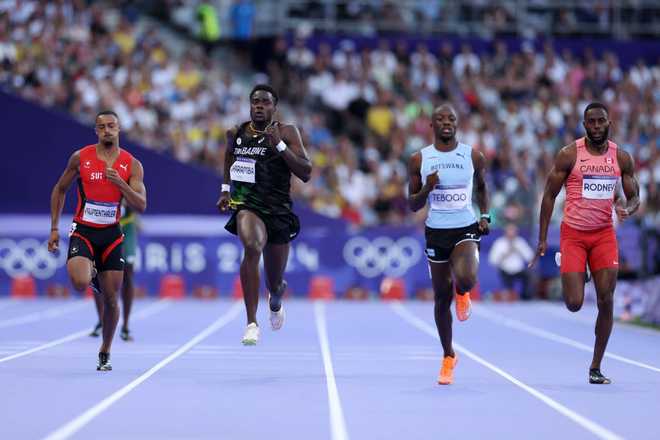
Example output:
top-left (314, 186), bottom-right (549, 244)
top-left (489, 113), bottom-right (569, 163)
top-left (488, 223), bottom-right (535, 300)
top-left (1, 0), bottom-right (658, 231)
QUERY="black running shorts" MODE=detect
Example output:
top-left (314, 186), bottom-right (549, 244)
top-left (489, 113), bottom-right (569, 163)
top-left (225, 207), bottom-right (300, 245)
top-left (67, 222), bottom-right (125, 272)
top-left (424, 222), bottom-right (481, 263)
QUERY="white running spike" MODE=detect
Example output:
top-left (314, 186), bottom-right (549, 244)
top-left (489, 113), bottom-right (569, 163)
top-left (269, 295), bottom-right (286, 331)
top-left (241, 322), bottom-right (260, 345)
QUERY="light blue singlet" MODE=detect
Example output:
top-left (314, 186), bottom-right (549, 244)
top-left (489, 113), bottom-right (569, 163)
top-left (420, 142), bottom-right (477, 229)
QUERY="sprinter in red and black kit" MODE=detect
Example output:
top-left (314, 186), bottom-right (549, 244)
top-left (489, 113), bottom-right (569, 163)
top-left (48, 111), bottom-right (147, 371)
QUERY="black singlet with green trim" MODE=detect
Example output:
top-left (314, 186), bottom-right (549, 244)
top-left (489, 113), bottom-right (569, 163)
top-left (230, 121), bottom-right (292, 215)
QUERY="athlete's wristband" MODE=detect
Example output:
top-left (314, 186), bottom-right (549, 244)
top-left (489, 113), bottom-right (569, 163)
top-left (221, 184), bottom-right (231, 193)
top-left (276, 140), bottom-right (287, 153)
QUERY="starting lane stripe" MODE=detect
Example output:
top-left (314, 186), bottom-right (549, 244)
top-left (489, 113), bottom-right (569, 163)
top-left (315, 301), bottom-right (350, 440)
top-left (41, 301), bottom-right (242, 440)
top-left (475, 306), bottom-right (660, 374)
top-left (0, 300), bottom-right (172, 365)
top-left (391, 302), bottom-right (624, 440)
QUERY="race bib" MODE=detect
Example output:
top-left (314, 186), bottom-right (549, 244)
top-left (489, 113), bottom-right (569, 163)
top-left (82, 200), bottom-right (118, 225)
top-left (429, 185), bottom-right (469, 211)
top-left (582, 175), bottom-right (617, 200)
top-left (230, 158), bottom-right (256, 184)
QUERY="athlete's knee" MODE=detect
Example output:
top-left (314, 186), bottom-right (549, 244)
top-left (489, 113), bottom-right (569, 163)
top-left (565, 300), bottom-right (583, 313)
top-left (103, 292), bottom-right (119, 308)
top-left (596, 294), bottom-right (614, 311)
top-left (70, 272), bottom-right (91, 292)
top-left (242, 240), bottom-right (265, 259)
top-left (71, 277), bottom-right (90, 292)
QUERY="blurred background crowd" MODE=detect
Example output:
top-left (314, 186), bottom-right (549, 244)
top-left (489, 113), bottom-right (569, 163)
top-left (1, 1), bottom-right (658, 285)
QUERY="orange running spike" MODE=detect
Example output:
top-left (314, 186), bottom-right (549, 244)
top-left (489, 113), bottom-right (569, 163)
top-left (438, 354), bottom-right (458, 385)
top-left (455, 291), bottom-right (472, 322)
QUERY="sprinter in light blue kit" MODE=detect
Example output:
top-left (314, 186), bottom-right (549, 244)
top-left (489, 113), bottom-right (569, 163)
top-left (407, 104), bottom-right (491, 385)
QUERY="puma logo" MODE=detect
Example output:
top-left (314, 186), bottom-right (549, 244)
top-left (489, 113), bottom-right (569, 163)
top-left (120, 164), bottom-right (128, 171)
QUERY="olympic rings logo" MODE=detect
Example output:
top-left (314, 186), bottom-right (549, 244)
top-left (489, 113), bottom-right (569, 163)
top-left (0, 238), bottom-right (68, 279)
top-left (343, 236), bottom-right (422, 278)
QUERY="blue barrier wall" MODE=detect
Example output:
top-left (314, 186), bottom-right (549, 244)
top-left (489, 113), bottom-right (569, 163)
top-left (0, 91), bottom-right (345, 229)
top-left (0, 91), bottom-right (222, 215)
top-left (0, 213), bottom-right (644, 298)
top-left (0, 215), bottom-right (538, 297)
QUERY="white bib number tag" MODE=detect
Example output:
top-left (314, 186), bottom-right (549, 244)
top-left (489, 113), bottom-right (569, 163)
top-left (82, 200), bottom-right (118, 225)
top-left (430, 185), bottom-right (469, 211)
top-left (582, 175), bottom-right (617, 200)
top-left (230, 158), bottom-right (256, 184)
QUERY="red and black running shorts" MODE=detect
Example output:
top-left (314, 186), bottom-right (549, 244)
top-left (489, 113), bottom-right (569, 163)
top-left (67, 222), bottom-right (124, 272)
top-left (559, 222), bottom-right (618, 274)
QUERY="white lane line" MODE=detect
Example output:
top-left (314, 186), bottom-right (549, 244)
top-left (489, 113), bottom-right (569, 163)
top-left (475, 306), bottom-right (660, 374)
top-left (41, 301), bottom-right (242, 440)
top-left (391, 303), bottom-right (624, 440)
top-left (314, 301), bottom-right (350, 440)
top-left (0, 300), bottom-right (172, 364)
top-left (0, 301), bottom-right (89, 329)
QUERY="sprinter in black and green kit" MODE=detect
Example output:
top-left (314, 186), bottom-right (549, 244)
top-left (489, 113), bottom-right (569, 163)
top-left (216, 84), bottom-right (312, 345)
top-left (90, 201), bottom-right (137, 342)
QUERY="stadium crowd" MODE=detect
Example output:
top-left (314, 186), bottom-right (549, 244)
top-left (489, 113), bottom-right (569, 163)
top-left (1, 0), bottom-right (658, 232)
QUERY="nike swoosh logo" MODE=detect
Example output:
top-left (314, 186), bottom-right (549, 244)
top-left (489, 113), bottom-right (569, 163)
top-left (258, 137), bottom-right (265, 144)
top-left (580, 159), bottom-right (589, 162)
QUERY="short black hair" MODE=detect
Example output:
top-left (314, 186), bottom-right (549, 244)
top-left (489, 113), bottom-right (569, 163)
top-left (95, 110), bottom-right (119, 121)
top-left (249, 84), bottom-right (278, 104)
top-left (584, 102), bottom-right (608, 118)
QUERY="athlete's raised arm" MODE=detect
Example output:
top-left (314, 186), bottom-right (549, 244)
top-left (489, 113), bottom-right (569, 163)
top-left (615, 149), bottom-right (640, 221)
top-left (529, 143), bottom-right (576, 267)
top-left (407, 151), bottom-right (437, 212)
top-left (472, 148), bottom-right (490, 235)
top-left (48, 151), bottom-right (80, 252)
top-left (106, 157), bottom-right (147, 213)
top-left (266, 122), bottom-right (312, 182)
top-left (217, 126), bottom-right (238, 212)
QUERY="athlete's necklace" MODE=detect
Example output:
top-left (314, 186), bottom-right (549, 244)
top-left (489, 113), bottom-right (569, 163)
top-left (249, 121), bottom-right (273, 134)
